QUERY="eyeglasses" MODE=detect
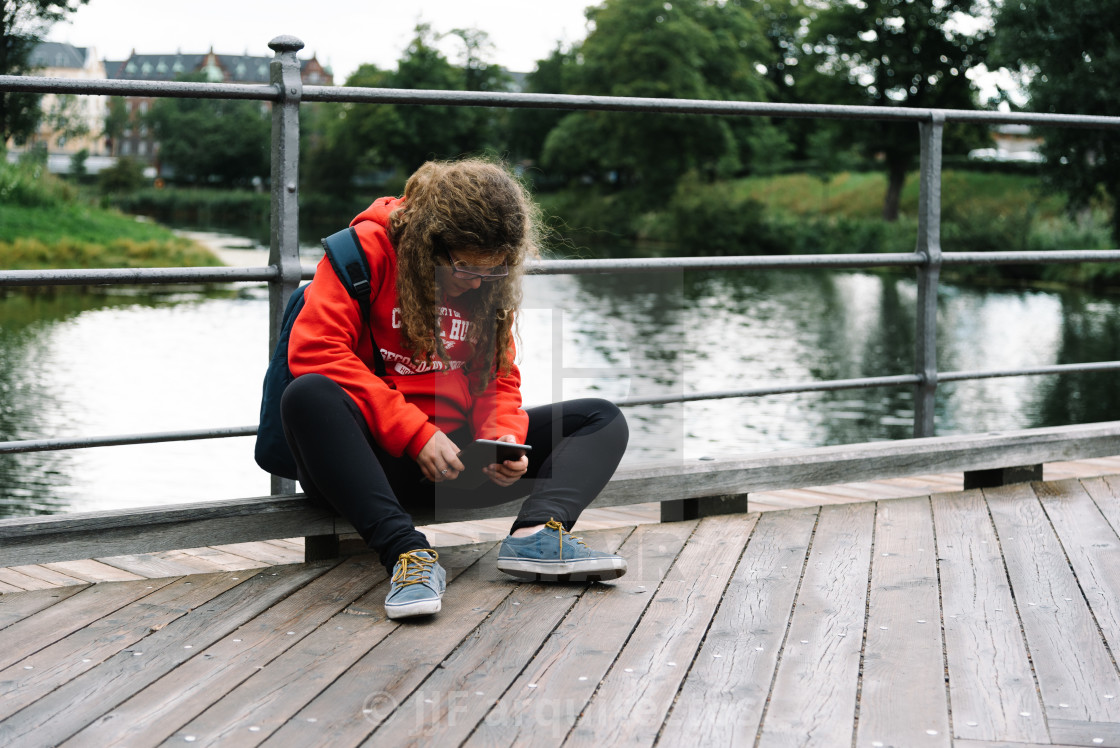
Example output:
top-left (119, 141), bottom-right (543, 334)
top-left (444, 248), bottom-right (509, 282)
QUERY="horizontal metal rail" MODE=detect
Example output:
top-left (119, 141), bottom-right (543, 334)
top-left (5, 362), bottom-right (1119, 454)
top-left (0, 426), bottom-right (257, 454)
top-left (6, 74), bottom-right (1120, 130)
top-left (0, 74), bottom-right (279, 101)
top-left (939, 361), bottom-right (1120, 382)
top-left (302, 85), bottom-right (1120, 130)
top-left (5, 249), bottom-right (1120, 288)
top-left (941, 250), bottom-right (1120, 265)
top-left (616, 375), bottom-right (923, 407)
top-left (0, 266), bottom-right (278, 287)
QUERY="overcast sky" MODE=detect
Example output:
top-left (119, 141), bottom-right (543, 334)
top-left (47, 0), bottom-right (596, 79)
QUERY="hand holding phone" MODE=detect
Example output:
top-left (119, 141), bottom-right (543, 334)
top-left (453, 438), bottom-right (531, 488)
top-left (458, 438), bottom-right (531, 470)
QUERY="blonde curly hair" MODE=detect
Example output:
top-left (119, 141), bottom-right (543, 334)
top-left (386, 159), bottom-right (541, 391)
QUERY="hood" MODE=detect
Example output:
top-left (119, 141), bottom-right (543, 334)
top-left (350, 195), bottom-right (403, 231)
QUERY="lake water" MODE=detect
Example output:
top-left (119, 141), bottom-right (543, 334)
top-left (3, 230), bottom-right (1119, 517)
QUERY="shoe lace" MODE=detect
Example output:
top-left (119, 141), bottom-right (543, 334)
top-left (545, 518), bottom-right (587, 559)
top-left (393, 548), bottom-right (439, 587)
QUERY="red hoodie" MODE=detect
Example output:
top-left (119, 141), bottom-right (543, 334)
top-left (288, 196), bottom-right (529, 459)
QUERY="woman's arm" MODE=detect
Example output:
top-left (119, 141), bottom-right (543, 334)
top-left (289, 253), bottom-right (438, 458)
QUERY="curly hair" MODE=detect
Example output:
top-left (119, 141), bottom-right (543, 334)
top-left (386, 159), bottom-right (541, 391)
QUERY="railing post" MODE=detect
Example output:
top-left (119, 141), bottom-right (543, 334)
top-left (914, 113), bottom-right (944, 438)
top-left (267, 35), bottom-right (303, 498)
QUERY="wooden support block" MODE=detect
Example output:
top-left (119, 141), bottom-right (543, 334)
top-left (304, 534), bottom-right (340, 562)
top-left (660, 493), bottom-right (749, 522)
top-left (963, 464), bottom-right (1042, 489)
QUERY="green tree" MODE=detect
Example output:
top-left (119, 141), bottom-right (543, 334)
top-left (505, 44), bottom-right (572, 167)
top-left (805, 0), bottom-right (989, 220)
top-left (539, 0), bottom-right (773, 201)
top-left (1, 0), bottom-right (89, 144)
top-left (97, 155), bottom-right (145, 193)
top-left (146, 73), bottom-right (269, 185)
top-left (386, 24), bottom-right (507, 171)
top-left (993, 0), bottom-right (1120, 243)
top-left (304, 25), bottom-right (510, 197)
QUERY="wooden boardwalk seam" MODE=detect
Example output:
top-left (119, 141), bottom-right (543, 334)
top-left (1, 470), bottom-right (1118, 746)
top-left (2, 456), bottom-right (1115, 593)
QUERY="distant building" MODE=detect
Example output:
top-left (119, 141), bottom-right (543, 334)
top-left (4, 42), bottom-right (113, 173)
top-left (103, 49), bottom-right (333, 169)
top-left (968, 124), bottom-right (1045, 164)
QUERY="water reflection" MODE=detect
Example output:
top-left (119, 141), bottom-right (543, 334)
top-left (2, 245), bottom-right (1119, 516)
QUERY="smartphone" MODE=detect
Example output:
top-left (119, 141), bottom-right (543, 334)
top-left (456, 439), bottom-right (532, 473)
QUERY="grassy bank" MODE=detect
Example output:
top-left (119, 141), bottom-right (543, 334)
top-left (537, 170), bottom-right (1119, 291)
top-left (0, 159), bottom-right (221, 270)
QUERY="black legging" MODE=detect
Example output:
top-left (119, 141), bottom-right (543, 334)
top-left (280, 373), bottom-right (629, 572)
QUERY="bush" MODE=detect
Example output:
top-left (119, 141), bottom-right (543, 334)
top-left (0, 158), bottom-right (76, 207)
top-left (0, 236), bottom-right (222, 270)
top-left (98, 158), bottom-right (147, 194)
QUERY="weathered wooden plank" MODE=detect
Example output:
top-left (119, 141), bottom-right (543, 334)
top-left (566, 514), bottom-right (758, 747)
top-left (0, 577), bottom-right (175, 671)
top-left (0, 495), bottom-right (340, 568)
top-left (5, 564), bottom-right (87, 587)
top-left (1084, 475), bottom-right (1120, 536)
top-left (93, 549), bottom-right (230, 578)
top-left (658, 508), bottom-right (818, 746)
top-left (370, 527), bottom-right (635, 746)
top-left (1036, 478), bottom-right (1120, 668)
top-left (0, 585), bottom-right (89, 632)
top-left (0, 571), bottom-right (257, 721)
top-left (40, 559), bottom-right (145, 583)
top-left (591, 422), bottom-right (1120, 509)
top-left (1049, 718), bottom-right (1120, 747)
top-left (3, 424), bottom-right (1117, 570)
top-left (176, 545), bottom-right (274, 571)
top-left (857, 496), bottom-right (950, 747)
top-left (0, 579), bottom-right (22, 593)
top-left (757, 502), bottom-right (876, 748)
top-left (213, 541), bottom-right (304, 566)
top-left (985, 483), bottom-right (1120, 723)
top-left (159, 543), bottom-right (490, 748)
top-left (258, 542), bottom-right (522, 747)
top-left (65, 556), bottom-right (378, 747)
top-left (464, 521), bottom-right (697, 748)
top-left (0, 561), bottom-right (336, 748)
top-left (0, 566), bottom-right (62, 591)
top-left (931, 489), bottom-right (1047, 744)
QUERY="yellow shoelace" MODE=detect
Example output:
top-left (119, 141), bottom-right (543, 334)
top-left (393, 548), bottom-right (439, 587)
top-left (545, 518), bottom-right (588, 559)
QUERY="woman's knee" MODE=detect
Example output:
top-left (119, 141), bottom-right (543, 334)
top-left (280, 373), bottom-right (343, 429)
top-left (576, 397), bottom-right (629, 441)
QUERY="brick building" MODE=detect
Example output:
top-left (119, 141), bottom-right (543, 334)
top-left (101, 48), bottom-right (333, 166)
top-left (4, 42), bottom-right (113, 173)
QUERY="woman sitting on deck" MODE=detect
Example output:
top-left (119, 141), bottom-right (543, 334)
top-left (280, 159), bottom-right (629, 620)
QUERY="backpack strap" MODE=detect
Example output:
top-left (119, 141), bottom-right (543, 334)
top-left (321, 227), bottom-right (388, 378)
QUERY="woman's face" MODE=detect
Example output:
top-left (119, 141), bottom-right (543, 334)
top-left (439, 247), bottom-right (508, 297)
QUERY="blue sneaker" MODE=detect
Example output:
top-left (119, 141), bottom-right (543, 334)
top-left (384, 549), bottom-right (446, 619)
top-left (497, 519), bottom-right (627, 582)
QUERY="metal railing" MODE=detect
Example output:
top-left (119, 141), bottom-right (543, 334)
top-left (3, 34), bottom-right (1120, 496)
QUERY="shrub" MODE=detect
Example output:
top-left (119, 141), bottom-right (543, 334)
top-left (0, 158), bottom-right (75, 207)
top-left (98, 158), bottom-right (148, 194)
top-left (0, 236), bottom-right (221, 270)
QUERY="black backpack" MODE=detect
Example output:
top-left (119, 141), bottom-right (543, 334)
top-left (254, 227), bottom-right (387, 479)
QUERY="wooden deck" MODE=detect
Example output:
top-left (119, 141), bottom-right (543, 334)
top-left (2, 467), bottom-right (1119, 746)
